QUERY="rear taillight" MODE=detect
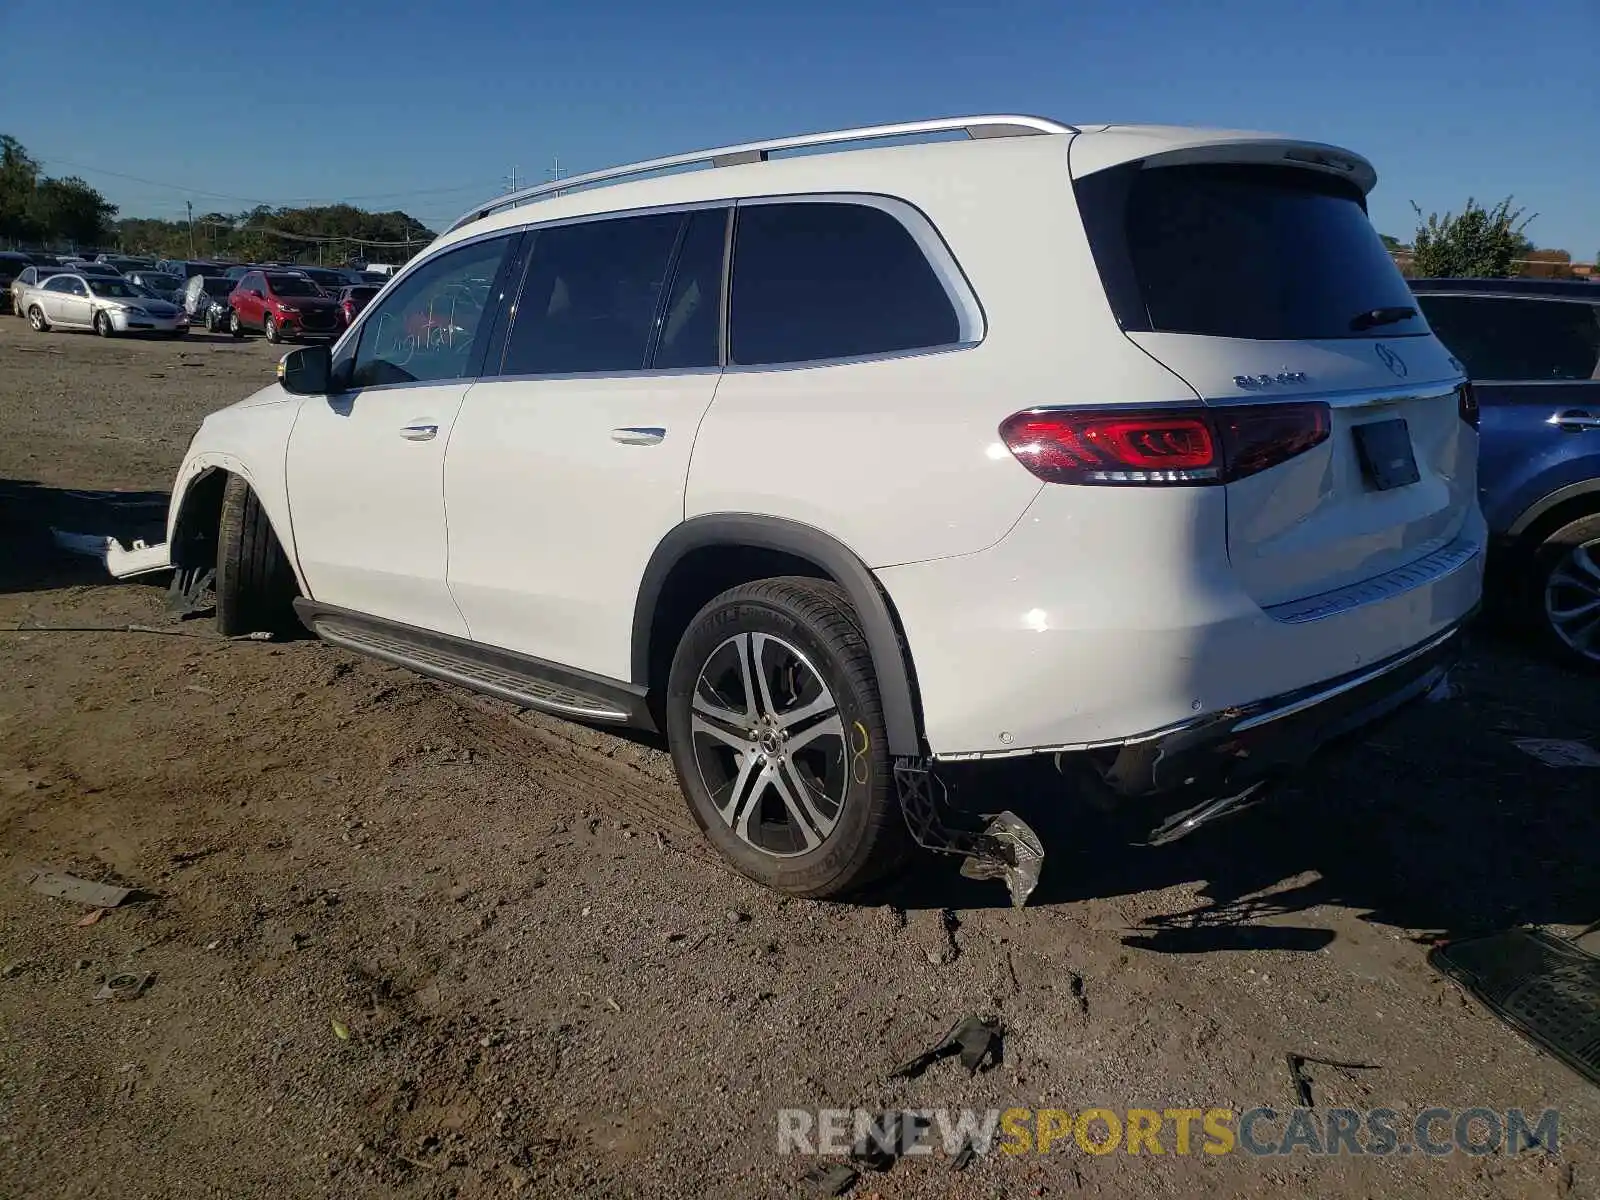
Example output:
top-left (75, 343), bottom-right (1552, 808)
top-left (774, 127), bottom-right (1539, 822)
top-left (999, 402), bottom-right (1330, 486)
top-left (1457, 381), bottom-right (1479, 430)
top-left (1213, 402), bottom-right (1331, 481)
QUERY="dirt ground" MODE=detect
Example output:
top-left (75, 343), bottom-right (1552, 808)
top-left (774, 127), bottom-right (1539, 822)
top-left (0, 316), bottom-right (1597, 1199)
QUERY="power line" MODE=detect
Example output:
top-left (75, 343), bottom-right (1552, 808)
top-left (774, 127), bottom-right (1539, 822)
top-left (35, 154), bottom-right (501, 208)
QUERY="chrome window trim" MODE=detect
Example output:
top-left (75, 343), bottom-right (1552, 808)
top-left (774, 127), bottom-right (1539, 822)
top-left (470, 366), bottom-right (725, 387)
top-left (721, 340), bottom-right (982, 375)
top-left (349, 192), bottom-right (987, 383)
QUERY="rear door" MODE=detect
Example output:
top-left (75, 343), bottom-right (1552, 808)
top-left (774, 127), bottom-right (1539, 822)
top-left (1074, 158), bottom-right (1473, 608)
top-left (1416, 291), bottom-right (1600, 532)
top-left (444, 207), bottom-right (727, 679)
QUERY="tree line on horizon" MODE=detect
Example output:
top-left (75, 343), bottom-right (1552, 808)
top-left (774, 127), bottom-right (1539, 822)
top-left (1, 134), bottom-right (433, 265)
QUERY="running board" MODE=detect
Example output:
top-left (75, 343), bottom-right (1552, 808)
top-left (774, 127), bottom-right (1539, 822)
top-left (294, 601), bottom-right (651, 728)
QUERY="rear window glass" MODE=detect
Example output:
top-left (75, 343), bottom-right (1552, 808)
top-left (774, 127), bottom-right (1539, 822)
top-left (1081, 162), bottom-right (1426, 341)
top-left (729, 202), bottom-right (960, 366)
top-left (1416, 295), bottom-right (1600, 381)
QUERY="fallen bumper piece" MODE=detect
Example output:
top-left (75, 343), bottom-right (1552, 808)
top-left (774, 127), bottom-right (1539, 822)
top-left (51, 530), bottom-right (174, 579)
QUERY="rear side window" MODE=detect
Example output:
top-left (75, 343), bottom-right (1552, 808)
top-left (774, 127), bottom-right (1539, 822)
top-left (502, 212), bottom-right (685, 376)
top-left (1079, 162), bottom-right (1426, 341)
top-left (652, 208), bottom-right (725, 370)
top-left (1417, 295), bottom-right (1600, 382)
top-left (729, 202), bottom-right (961, 366)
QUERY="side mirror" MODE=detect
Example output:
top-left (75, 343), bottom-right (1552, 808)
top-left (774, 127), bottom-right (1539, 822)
top-left (277, 343), bottom-right (331, 395)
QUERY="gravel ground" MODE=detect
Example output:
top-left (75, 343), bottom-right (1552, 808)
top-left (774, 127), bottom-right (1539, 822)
top-left (0, 317), bottom-right (1597, 1199)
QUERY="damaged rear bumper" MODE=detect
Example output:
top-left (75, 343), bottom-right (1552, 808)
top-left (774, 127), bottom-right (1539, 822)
top-left (1083, 619), bottom-right (1469, 843)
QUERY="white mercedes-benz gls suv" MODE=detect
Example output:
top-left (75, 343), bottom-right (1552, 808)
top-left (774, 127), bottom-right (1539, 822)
top-left (108, 116), bottom-right (1484, 901)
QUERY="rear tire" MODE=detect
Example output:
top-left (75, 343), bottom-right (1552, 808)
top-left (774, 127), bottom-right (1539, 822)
top-left (664, 577), bottom-right (906, 899)
top-left (215, 475), bottom-right (299, 637)
top-left (28, 305), bottom-right (48, 332)
top-left (228, 310), bottom-right (243, 339)
top-left (1533, 513), bottom-right (1600, 672)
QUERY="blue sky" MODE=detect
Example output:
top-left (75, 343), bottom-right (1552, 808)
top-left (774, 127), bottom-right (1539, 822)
top-left (4, 0), bottom-right (1596, 254)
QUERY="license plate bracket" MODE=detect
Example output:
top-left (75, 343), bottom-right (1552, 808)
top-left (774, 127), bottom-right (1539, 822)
top-left (1352, 418), bottom-right (1420, 490)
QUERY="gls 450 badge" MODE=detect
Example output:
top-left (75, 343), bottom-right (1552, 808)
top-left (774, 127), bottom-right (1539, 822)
top-left (1233, 371), bottom-right (1308, 390)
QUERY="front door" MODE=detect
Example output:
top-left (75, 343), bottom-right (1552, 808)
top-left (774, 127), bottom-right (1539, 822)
top-left (284, 232), bottom-right (522, 635)
top-left (445, 207), bottom-right (727, 680)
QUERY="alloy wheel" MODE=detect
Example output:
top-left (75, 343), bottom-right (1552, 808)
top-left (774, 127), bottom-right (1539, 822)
top-left (1544, 537), bottom-right (1600, 663)
top-left (689, 632), bottom-right (849, 857)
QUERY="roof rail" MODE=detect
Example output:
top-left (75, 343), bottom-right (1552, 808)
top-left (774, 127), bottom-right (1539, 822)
top-left (444, 114), bottom-right (1077, 234)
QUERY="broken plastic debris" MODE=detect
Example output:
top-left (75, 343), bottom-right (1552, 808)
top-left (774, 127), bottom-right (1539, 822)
top-left (93, 972), bottom-right (152, 1002)
top-left (958, 811), bottom-right (1044, 908)
top-left (1512, 738), bottom-right (1600, 768)
top-left (332, 1020), bottom-right (351, 1041)
top-left (1285, 1052), bottom-right (1379, 1107)
top-left (25, 868), bottom-right (140, 909)
top-left (888, 1014), bottom-right (1003, 1081)
top-left (76, 909), bottom-right (106, 927)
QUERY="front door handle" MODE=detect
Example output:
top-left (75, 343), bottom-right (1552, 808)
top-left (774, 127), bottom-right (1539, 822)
top-left (611, 426), bottom-right (665, 446)
top-left (399, 422), bottom-right (439, 441)
top-left (1549, 410), bottom-right (1600, 431)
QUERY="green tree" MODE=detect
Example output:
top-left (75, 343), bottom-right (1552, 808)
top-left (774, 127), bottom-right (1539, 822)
top-left (1379, 233), bottom-right (1403, 252)
top-left (0, 135), bottom-right (42, 243)
top-left (31, 176), bottom-right (117, 247)
top-left (1409, 196), bottom-right (1532, 278)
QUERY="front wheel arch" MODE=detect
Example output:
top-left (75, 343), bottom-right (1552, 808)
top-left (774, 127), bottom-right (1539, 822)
top-left (633, 516), bottom-right (925, 758)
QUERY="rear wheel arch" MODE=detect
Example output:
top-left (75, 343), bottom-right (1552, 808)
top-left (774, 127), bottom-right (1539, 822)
top-left (633, 516), bottom-right (926, 757)
top-left (1509, 482), bottom-right (1600, 552)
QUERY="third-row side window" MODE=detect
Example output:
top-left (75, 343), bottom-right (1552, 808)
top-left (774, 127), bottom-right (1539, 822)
top-left (729, 202), bottom-right (962, 366)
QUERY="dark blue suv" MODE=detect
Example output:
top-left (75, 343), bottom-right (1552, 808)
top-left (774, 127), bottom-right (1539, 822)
top-left (1411, 278), bottom-right (1600, 668)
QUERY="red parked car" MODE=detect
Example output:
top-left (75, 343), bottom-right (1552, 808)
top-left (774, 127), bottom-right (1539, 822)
top-left (334, 283), bottom-right (381, 329)
top-left (227, 270), bottom-right (340, 342)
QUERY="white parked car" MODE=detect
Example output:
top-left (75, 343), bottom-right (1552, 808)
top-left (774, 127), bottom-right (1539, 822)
top-left (24, 272), bottom-right (188, 337)
top-left (108, 116), bottom-right (1484, 899)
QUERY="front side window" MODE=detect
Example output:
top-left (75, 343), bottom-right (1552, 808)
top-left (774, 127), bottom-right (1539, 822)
top-left (88, 279), bottom-right (138, 298)
top-left (43, 276), bottom-right (75, 293)
top-left (729, 201), bottom-right (961, 366)
top-left (1416, 295), bottom-right (1600, 382)
top-left (501, 211), bottom-right (685, 376)
top-left (350, 235), bottom-right (514, 389)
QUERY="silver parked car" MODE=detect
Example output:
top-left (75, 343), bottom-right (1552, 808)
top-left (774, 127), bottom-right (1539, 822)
top-left (8, 265), bottom-right (69, 318)
top-left (23, 272), bottom-right (189, 337)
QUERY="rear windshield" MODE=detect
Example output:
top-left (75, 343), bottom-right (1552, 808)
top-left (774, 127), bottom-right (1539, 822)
top-left (1077, 162), bottom-right (1427, 341)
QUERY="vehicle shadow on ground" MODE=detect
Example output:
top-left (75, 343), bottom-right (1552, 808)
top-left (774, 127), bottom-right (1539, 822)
top-left (0, 478), bottom-right (170, 595)
top-left (863, 637), bottom-right (1600, 950)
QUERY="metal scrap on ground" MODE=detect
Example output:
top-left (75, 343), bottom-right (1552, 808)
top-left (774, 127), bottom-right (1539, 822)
top-left (888, 1014), bottom-right (1003, 1080)
top-left (24, 868), bottom-right (143, 909)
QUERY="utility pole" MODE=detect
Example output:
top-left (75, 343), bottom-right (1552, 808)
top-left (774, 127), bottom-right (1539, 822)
top-left (186, 200), bottom-right (195, 258)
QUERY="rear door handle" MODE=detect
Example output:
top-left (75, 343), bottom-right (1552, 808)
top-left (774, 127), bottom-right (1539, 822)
top-left (399, 422), bottom-right (439, 441)
top-left (1550, 410), bottom-right (1600, 431)
top-left (611, 426), bottom-right (665, 446)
